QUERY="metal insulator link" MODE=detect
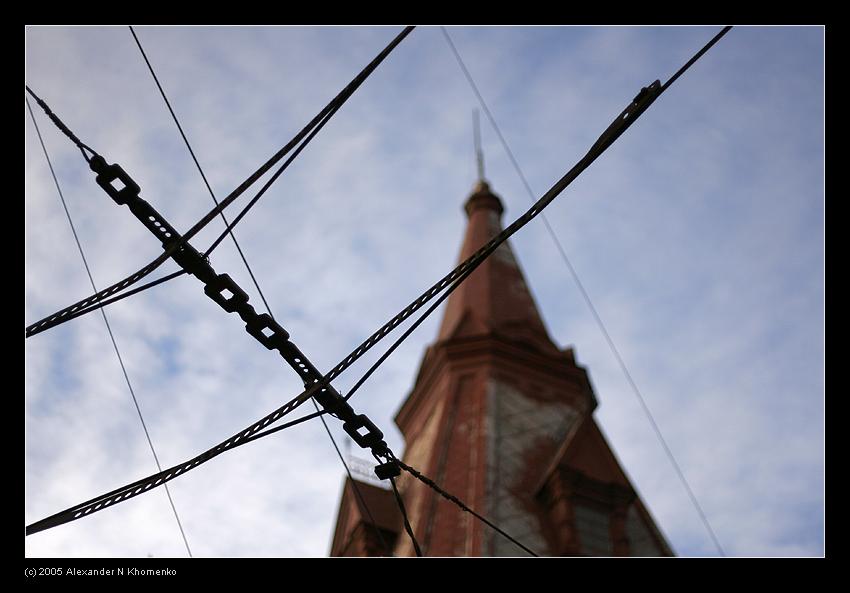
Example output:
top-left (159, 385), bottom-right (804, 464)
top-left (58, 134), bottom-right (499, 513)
top-left (374, 460), bottom-right (401, 480)
top-left (90, 155), bottom-right (141, 206)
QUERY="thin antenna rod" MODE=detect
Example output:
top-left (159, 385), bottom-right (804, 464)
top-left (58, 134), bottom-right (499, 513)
top-left (473, 109), bottom-right (485, 181)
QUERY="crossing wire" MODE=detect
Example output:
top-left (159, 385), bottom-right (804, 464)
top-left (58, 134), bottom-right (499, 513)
top-left (439, 25), bottom-right (729, 557)
top-left (26, 407), bottom-right (333, 536)
top-left (26, 96), bottom-right (193, 557)
top-left (25, 25), bottom-right (415, 339)
top-left (44, 269), bottom-right (189, 327)
top-left (26, 27), bottom-right (729, 544)
top-left (130, 25), bottom-right (396, 557)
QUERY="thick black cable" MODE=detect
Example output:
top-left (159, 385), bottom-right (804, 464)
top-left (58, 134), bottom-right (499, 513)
top-left (27, 27), bottom-right (727, 537)
top-left (389, 476), bottom-right (422, 557)
top-left (25, 86), bottom-right (99, 163)
top-left (26, 257), bottom-right (443, 539)
top-left (441, 25), bottom-right (728, 557)
top-left (661, 26), bottom-right (732, 93)
top-left (43, 269), bottom-right (188, 328)
top-left (203, 100), bottom-right (338, 258)
top-left (342, 251), bottom-right (480, 404)
top-left (392, 456), bottom-right (538, 557)
top-left (129, 26), bottom-right (392, 555)
top-left (25, 25), bottom-right (415, 339)
top-left (26, 97), bottom-right (193, 557)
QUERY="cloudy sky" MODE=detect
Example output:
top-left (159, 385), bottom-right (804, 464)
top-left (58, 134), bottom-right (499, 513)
top-left (25, 25), bottom-right (824, 558)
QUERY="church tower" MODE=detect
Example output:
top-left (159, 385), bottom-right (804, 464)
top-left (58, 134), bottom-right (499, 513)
top-left (330, 178), bottom-right (673, 557)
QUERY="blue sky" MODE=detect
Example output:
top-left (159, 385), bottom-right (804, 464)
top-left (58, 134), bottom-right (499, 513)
top-left (25, 25), bottom-right (824, 557)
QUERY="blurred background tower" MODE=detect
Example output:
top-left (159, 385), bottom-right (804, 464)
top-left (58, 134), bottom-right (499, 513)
top-left (330, 177), bottom-right (673, 557)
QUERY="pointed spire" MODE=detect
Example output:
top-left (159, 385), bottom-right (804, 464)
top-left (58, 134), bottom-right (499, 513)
top-left (474, 109), bottom-right (485, 183)
top-left (437, 180), bottom-right (559, 355)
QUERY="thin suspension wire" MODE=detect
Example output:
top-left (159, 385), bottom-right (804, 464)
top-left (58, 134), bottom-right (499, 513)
top-left (26, 97), bottom-right (193, 558)
top-left (440, 25), bottom-right (727, 557)
top-left (130, 26), bottom-right (391, 555)
top-left (26, 407), bottom-right (329, 536)
top-left (389, 476), bottom-right (422, 556)
top-left (314, 400), bottom-right (394, 556)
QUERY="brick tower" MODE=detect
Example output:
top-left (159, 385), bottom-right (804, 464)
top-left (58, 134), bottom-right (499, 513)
top-left (330, 179), bottom-right (673, 557)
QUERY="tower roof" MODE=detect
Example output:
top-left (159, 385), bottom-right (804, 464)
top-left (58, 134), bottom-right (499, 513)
top-left (436, 180), bottom-right (559, 355)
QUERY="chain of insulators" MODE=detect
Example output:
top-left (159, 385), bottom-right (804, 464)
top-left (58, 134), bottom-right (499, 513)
top-left (89, 154), bottom-right (391, 455)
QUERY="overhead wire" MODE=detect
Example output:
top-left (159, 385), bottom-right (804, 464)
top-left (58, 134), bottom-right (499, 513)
top-left (25, 396), bottom-right (328, 536)
top-left (439, 25), bottom-right (728, 557)
top-left (26, 96), bottom-right (193, 557)
top-left (389, 476), bottom-right (422, 556)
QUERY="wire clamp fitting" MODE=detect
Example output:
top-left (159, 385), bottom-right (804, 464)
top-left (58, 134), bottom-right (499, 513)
top-left (374, 460), bottom-right (401, 480)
